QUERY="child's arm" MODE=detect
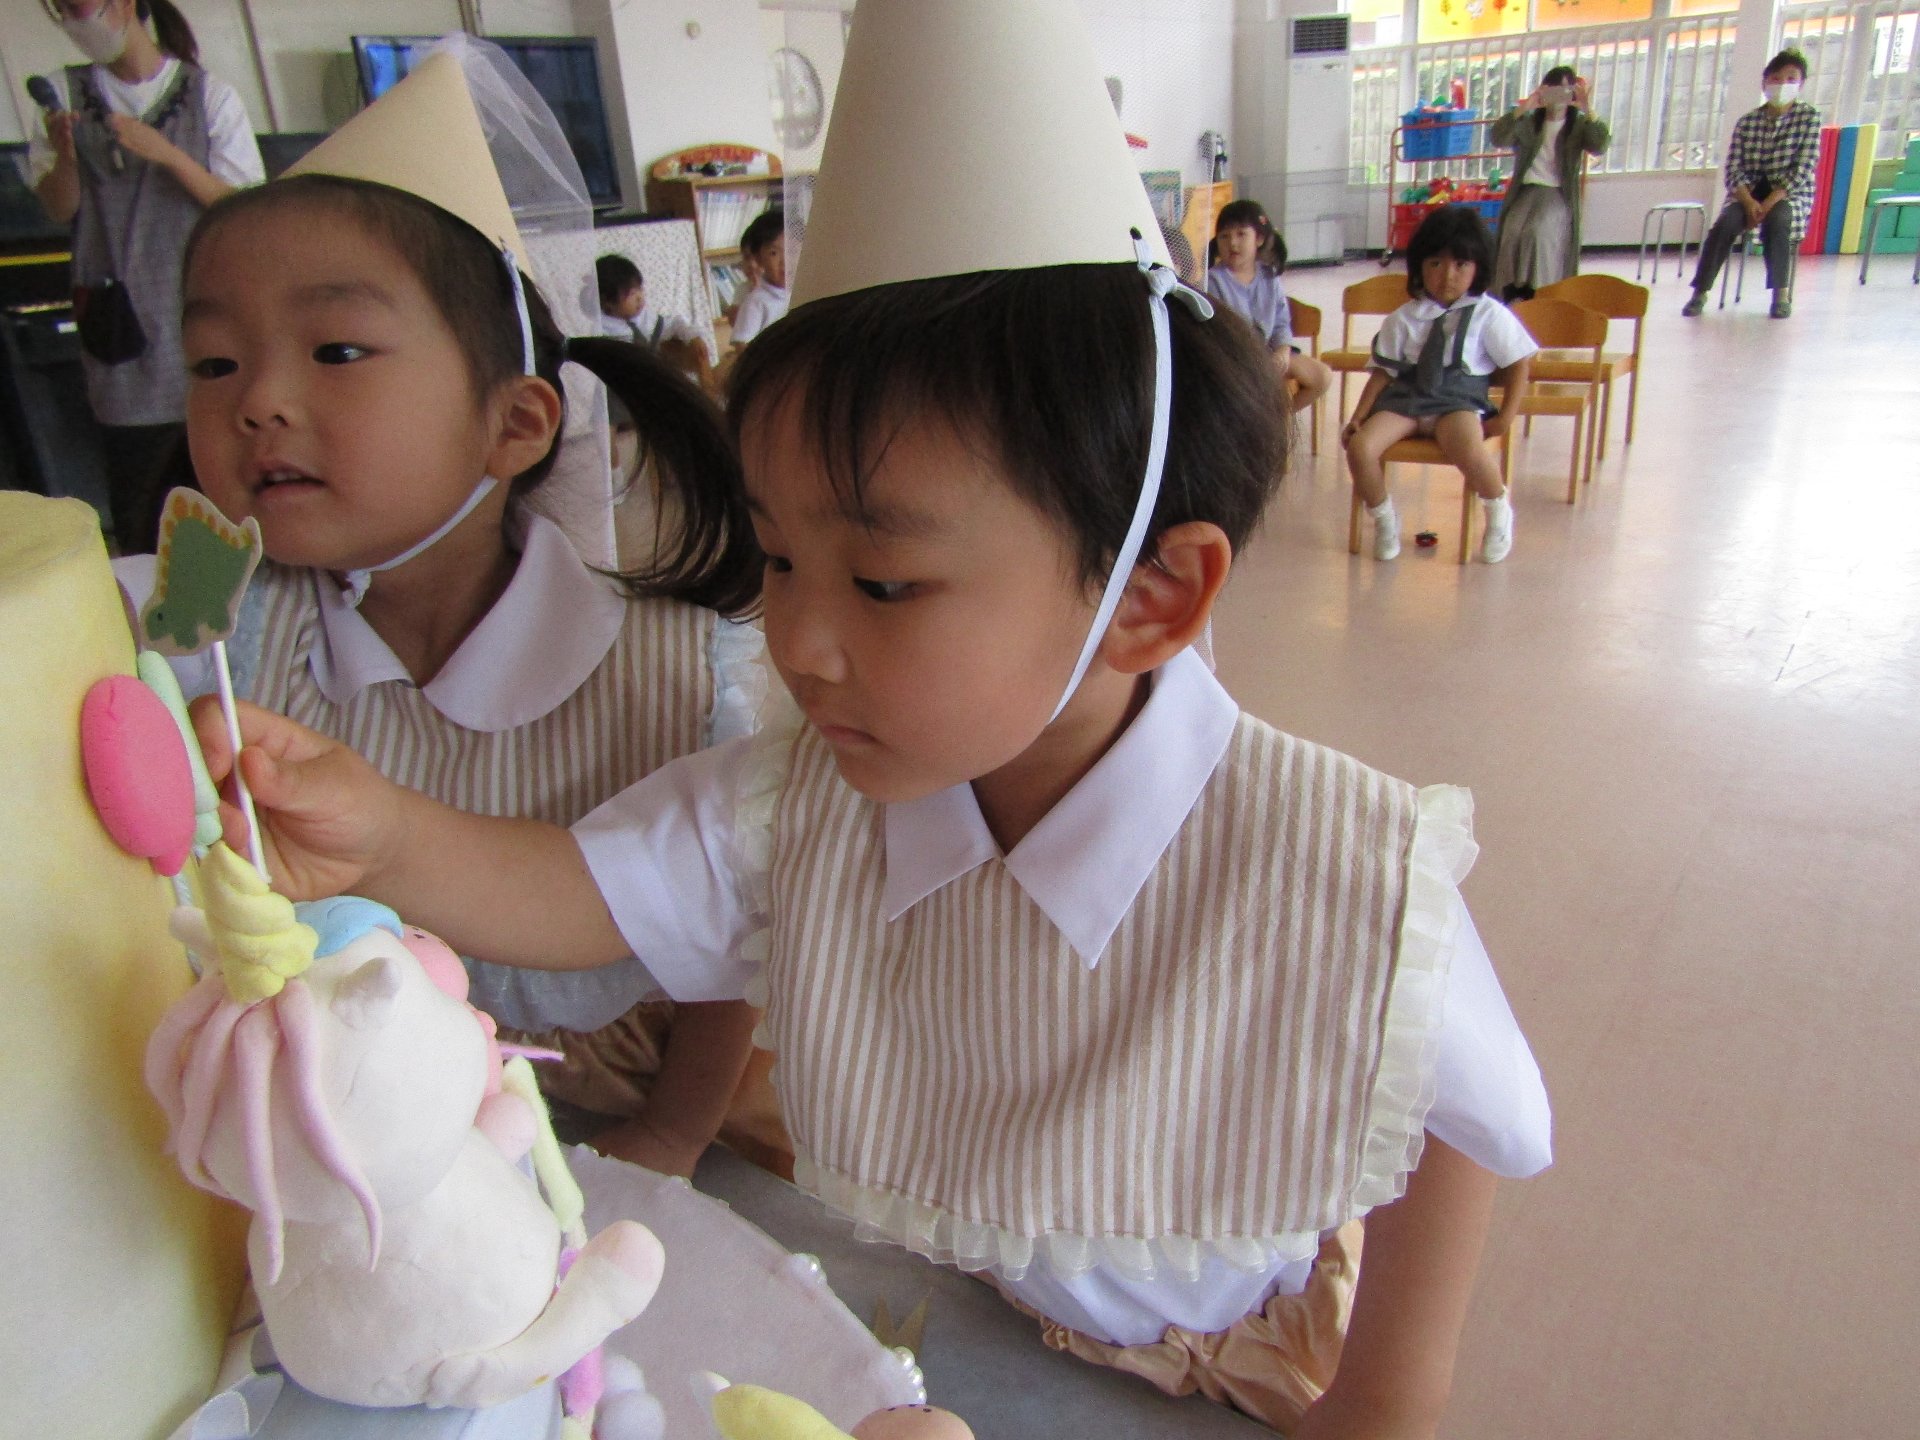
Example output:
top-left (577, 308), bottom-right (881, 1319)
top-left (1342, 370), bottom-right (1392, 443)
top-left (1482, 357), bottom-right (1531, 439)
top-left (593, 1000), bottom-right (761, 1178)
top-left (193, 698), bottom-right (630, 971)
top-left (1294, 1138), bottom-right (1499, 1440)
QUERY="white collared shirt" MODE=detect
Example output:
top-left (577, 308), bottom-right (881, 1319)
top-left (730, 281), bottom-right (790, 345)
top-left (1370, 292), bottom-right (1538, 379)
top-left (115, 514), bottom-right (628, 733)
top-left (574, 649), bottom-right (1551, 1340)
top-left (597, 305), bottom-right (703, 350)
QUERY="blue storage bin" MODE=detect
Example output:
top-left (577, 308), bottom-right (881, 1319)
top-left (1469, 198), bottom-right (1503, 222)
top-left (1402, 108), bottom-right (1479, 160)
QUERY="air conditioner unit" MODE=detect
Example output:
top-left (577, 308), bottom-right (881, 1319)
top-left (1279, 13), bottom-right (1353, 264)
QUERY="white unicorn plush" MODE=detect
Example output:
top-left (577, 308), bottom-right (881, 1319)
top-left (145, 843), bottom-right (664, 1420)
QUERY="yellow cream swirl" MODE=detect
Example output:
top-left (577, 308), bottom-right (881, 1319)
top-left (200, 842), bottom-right (318, 1004)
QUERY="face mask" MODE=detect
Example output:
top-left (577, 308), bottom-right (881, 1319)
top-left (60, 5), bottom-right (131, 65)
top-left (1765, 81), bottom-right (1800, 106)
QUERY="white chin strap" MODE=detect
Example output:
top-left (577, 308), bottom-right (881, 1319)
top-left (1048, 233), bottom-right (1215, 723)
top-left (340, 474), bottom-right (500, 607)
top-left (339, 249), bottom-right (538, 608)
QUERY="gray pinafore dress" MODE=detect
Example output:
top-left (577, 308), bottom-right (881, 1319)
top-left (66, 61), bottom-right (212, 427)
top-left (1372, 297), bottom-right (1493, 420)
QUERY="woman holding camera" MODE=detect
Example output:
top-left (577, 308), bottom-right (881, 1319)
top-left (30, 0), bottom-right (262, 551)
top-left (1488, 66), bottom-right (1610, 301)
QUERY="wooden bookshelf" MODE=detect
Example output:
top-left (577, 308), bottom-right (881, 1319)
top-left (645, 145), bottom-right (800, 317)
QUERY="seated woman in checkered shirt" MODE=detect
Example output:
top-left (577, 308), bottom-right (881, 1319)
top-left (1683, 48), bottom-right (1821, 321)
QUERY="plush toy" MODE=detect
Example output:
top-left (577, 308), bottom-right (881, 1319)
top-left (707, 1380), bottom-right (974, 1440)
top-left (144, 843), bottom-right (665, 1416)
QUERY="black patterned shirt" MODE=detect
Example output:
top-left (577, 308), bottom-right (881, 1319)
top-left (1724, 100), bottom-right (1822, 242)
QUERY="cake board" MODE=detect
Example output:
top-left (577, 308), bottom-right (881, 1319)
top-left (691, 1148), bottom-right (1275, 1439)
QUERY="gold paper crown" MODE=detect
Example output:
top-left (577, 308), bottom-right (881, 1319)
top-left (287, 51), bottom-right (529, 270)
top-left (791, 0), bottom-right (1172, 309)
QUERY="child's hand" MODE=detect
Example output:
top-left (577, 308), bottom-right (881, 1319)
top-left (1342, 416), bottom-right (1365, 444)
top-left (189, 696), bottom-right (406, 901)
top-left (1482, 414), bottom-right (1512, 439)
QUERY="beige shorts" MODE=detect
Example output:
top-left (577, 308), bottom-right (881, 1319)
top-left (501, 999), bottom-right (795, 1181)
top-left (997, 1220), bottom-right (1363, 1433)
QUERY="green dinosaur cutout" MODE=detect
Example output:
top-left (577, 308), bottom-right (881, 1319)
top-left (140, 489), bottom-right (263, 657)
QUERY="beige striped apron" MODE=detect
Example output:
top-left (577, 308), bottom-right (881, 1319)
top-left (245, 563), bottom-right (788, 1163)
top-left (764, 713), bottom-right (1424, 1252)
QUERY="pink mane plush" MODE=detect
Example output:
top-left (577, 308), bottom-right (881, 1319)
top-left (146, 845), bottom-right (663, 1415)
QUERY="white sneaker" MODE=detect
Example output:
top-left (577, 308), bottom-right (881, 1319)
top-left (1369, 500), bottom-right (1400, 561)
top-left (1479, 495), bottom-right (1513, 564)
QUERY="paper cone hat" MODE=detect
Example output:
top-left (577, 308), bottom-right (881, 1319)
top-left (287, 52), bottom-right (528, 270)
top-left (790, 0), bottom-right (1170, 308)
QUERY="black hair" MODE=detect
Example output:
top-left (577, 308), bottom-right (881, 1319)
top-left (726, 263), bottom-right (1288, 589)
top-left (1542, 65), bottom-right (1577, 89)
top-left (1405, 205), bottom-right (1495, 298)
top-left (1209, 198), bottom-right (1286, 272)
top-left (180, 175), bottom-right (761, 616)
top-left (1764, 48), bottom-right (1809, 82)
top-left (740, 208), bottom-right (785, 261)
top-left (43, 0), bottom-right (196, 64)
top-left (595, 253), bottom-right (643, 310)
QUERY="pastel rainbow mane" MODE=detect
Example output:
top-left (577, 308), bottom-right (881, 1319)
top-left (145, 845), bottom-right (385, 1281)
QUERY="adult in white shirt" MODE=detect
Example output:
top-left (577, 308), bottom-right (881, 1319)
top-left (30, 0), bottom-right (264, 550)
top-left (1488, 66), bottom-right (1610, 301)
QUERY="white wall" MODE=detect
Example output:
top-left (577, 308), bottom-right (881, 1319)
top-left (588, 0), bottom-right (776, 192)
top-left (1082, 0), bottom-right (1238, 188)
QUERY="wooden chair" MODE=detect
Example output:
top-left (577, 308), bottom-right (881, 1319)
top-left (1321, 273), bottom-right (1408, 423)
top-left (1287, 296), bottom-right (1323, 455)
top-left (1348, 432), bottom-right (1513, 565)
top-left (1532, 274), bottom-right (1648, 453)
top-left (1509, 298), bottom-right (1608, 503)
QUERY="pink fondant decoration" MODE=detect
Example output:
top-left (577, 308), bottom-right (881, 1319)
top-left (80, 674), bottom-right (196, 876)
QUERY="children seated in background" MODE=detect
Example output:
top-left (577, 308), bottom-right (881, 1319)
top-left (1206, 200), bottom-right (1331, 416)
top-left (1344, 205), bottom-right (1535, 565)
top-left (596, 253), bottom-right (703, 349)
top-left (728, 208), bottom-right (788, 347)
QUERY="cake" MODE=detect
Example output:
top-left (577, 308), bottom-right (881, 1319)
top-left (2, 492), bottom-right (938, 1439)
top-left (0, 493), bottom-right (246, 1438)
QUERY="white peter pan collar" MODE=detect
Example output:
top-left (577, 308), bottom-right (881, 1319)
top-left (880, 646), bottom-right (1239, 969)
top-left (309, 513), bottom-right (626, 732)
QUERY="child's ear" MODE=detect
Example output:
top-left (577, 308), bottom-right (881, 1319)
top-left (1099, 521), bottom-right (1232, 677)
top-left (485, 376), bottom-right (564, 483)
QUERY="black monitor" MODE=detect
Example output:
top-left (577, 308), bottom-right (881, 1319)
top-left (256, 131), bottom-right (327, 180)
top-left (350, 36), bottom-right (622, 210)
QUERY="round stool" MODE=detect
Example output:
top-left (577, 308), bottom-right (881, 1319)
top-left (1638, 201), bottom-right (1707, 284)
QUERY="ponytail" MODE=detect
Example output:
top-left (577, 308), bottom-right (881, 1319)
top-left (553, 335), bottom-right (763, 618)
top-left (142, 0), bottom-right (199, 65)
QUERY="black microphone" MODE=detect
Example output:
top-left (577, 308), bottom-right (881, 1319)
top-left (29, 72), bottom-right (125, 174)
top-left (26, 74), bottom-right (63, 115)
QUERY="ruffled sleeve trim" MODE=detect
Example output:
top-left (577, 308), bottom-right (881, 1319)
top-left (792, 1152), bottom-right (1327, 1286)
top-left (1349, 783), bottom-right (1478, 1214)
top-left (705, 614), bottom-right (769, 747)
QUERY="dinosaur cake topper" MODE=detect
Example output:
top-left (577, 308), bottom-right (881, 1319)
top-left (140, 489), bottom-right (264, 657)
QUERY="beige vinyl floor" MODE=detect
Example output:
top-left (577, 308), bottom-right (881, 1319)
top-left (1208, 252), bottom-right (1920, 1440)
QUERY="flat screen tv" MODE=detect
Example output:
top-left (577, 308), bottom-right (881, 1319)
top-left (351, 35), bottom-right (621, 210)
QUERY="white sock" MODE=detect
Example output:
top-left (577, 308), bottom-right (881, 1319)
top-left (1368, 498), bottom-right (1396, 521)
top-left (1481, 493), bottom-right (1509, 513)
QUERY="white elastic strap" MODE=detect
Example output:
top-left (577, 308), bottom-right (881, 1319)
top-left (503, 246), bottom-right (538, 377)
top-left (340, 475), bottom-right (500, 607)
top-left (1048, 234), bottom-right (1184, 722)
